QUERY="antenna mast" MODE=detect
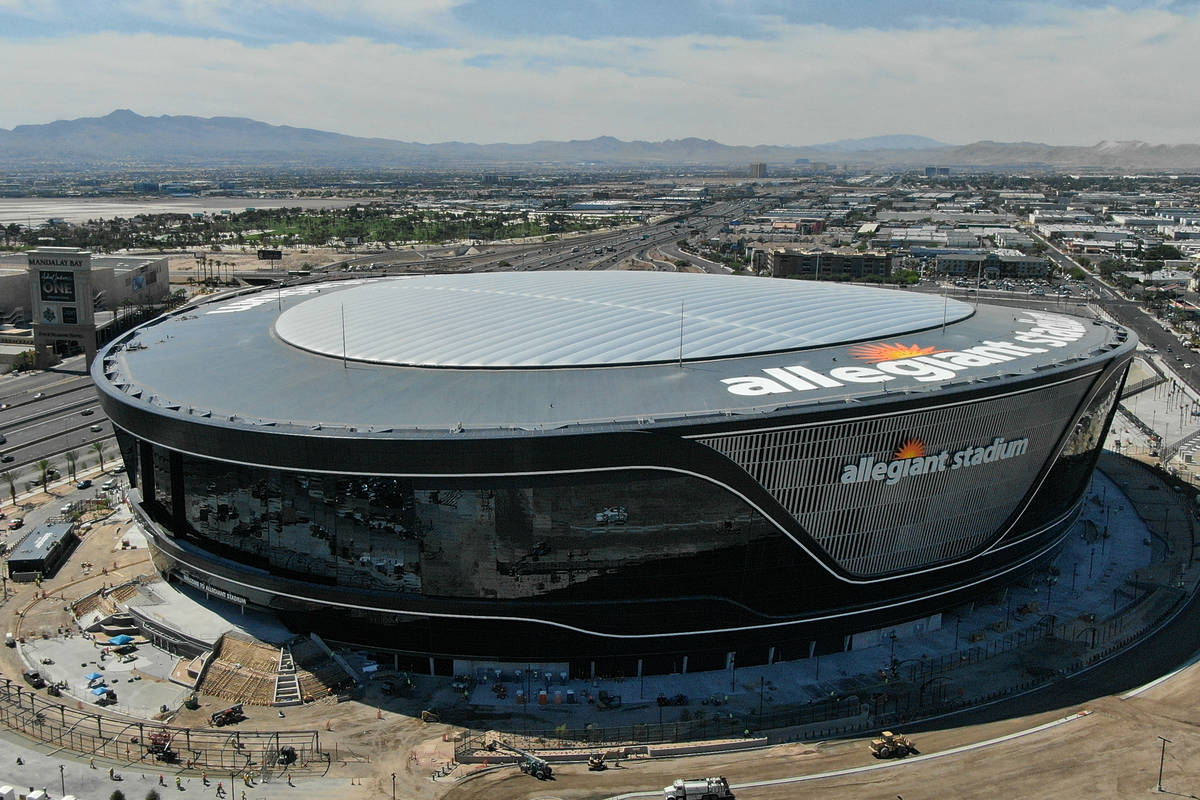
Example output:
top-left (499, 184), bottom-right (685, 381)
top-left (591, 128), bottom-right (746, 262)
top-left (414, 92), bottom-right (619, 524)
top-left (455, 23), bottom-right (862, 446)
top-left (678, 299), bottom-right (685, 368)
top-left (341, 303), bottom-right (348, 369)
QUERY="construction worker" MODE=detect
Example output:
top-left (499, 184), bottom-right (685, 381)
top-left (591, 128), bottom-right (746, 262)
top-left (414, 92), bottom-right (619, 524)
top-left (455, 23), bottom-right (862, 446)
top-left (175, 775), bottom-right (182, 790)
top-left (216, 781), bottom-right (225, 797)
top-left (202, 771), bottom-right (209, 786)
top-left (89, 757), bottom-right (96, 769)
top-left (159, 773), bottom-right (166, 785)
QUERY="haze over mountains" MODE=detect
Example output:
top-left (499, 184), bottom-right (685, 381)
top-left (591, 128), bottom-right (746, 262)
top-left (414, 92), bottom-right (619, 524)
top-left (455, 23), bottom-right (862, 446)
top-left (3, 110), bottom-right (1200, 171)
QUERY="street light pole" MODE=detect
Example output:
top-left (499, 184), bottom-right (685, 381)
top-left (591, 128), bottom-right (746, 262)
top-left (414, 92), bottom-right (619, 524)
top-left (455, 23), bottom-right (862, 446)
top-left (391, 771), bottom-right (396, 800)
top-left (59, 764), bottom-right (65, 797)
top-left (1158, 736), bottom-right (1171, 792)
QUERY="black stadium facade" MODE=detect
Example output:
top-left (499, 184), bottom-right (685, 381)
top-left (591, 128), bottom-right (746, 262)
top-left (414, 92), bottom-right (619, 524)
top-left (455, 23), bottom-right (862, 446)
top-left (93, 272), bottom-right (1135, 676)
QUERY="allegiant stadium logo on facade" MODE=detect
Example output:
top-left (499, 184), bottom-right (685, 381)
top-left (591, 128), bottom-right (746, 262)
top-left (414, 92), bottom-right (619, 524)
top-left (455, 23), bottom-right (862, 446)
top-left (721, 311), bottom-right (1088, 396)
top-left (840, 436), bottom-right (1030, 486)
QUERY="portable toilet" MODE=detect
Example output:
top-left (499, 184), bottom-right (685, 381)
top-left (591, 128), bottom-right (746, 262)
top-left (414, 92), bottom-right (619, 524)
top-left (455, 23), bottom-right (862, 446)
top-left (0, 785), bottom-right (15, 800)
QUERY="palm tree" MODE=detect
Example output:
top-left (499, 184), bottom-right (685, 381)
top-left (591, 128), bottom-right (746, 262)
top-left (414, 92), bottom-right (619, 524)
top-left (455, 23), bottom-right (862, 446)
top-left (37, 459), bottom-right (50, 493)
top-left (65, 449), bottom-right (79, 482)
top-left (0, 470), bottom-right (13, 507)
top-left (91, 441), bottom-right (108, 473)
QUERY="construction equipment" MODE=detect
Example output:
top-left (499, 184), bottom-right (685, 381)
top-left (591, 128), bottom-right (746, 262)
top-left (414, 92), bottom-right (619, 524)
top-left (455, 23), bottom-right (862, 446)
top-left (209, 703), bottom-right (245, 727)
top-left (596, 690), bottom-right (622, 710)
top-left (419, 709), bottom-right (440, 723)
top-left (869, 730), bottom-right (918, 759)
top-left (663, 776), bottom-right (733, 799)
top-left (147, 730), bottom-right (179, 763)
top-left (485, 740), bottom-right (553, 780)
top-left (587, 753), bottom-right (606, 771)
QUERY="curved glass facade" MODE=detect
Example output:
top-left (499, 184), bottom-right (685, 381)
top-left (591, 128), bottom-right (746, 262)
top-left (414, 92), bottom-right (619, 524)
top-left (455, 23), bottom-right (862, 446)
top-left (107, 357), bottom-right (1130, 671)
top-left (151, 460), bottom-right (778, 602)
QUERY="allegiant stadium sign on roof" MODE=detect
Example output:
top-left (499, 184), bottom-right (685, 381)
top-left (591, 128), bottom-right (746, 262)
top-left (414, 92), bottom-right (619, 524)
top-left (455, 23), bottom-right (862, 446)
top-left (721, 311), bottom-right (1088, 396)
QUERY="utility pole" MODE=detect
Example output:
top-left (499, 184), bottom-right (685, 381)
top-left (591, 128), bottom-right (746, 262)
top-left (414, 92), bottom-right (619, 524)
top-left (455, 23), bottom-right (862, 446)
top-left (1158, 736), bottom-right (1171, 792)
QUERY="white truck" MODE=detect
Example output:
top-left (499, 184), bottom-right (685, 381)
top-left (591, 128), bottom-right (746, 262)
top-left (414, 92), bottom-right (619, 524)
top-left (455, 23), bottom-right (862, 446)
top-left (663, 776), bottom-right (733, 800)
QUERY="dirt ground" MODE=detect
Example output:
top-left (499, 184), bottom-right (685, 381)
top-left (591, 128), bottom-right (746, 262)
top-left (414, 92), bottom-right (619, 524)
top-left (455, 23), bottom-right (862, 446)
top-left (7, 480), bottom-right (1200, 799)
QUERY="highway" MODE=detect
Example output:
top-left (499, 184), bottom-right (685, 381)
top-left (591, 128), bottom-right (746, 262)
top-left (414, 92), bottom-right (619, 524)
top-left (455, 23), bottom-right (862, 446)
top-left (335, 199), bottom-right (755, 276)
top-left (0, 356), bottom-right (112, 491)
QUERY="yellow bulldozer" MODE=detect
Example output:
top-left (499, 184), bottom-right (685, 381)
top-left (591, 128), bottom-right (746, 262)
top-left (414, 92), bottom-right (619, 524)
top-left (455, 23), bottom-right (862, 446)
top-left (869, 730), bottom-right (917, 759)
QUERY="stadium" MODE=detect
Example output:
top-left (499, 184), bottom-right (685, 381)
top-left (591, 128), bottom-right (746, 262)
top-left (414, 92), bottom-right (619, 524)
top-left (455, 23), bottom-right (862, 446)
top-left (92, 271), bottom-right (1134, 676)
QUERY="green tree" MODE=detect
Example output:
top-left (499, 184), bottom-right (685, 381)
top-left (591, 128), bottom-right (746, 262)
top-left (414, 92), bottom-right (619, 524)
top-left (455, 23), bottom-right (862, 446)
top-left (91, 441), bottom-right (109, 473)
top-left (37, 458), bottom-right (50, 493)
top-left (66, 449), bottom-right (79, 482)
top-left (9, 350), bottom-right (36, 373)
top-left (1145, 244), bottom-right (1183, 261)
top-left (110, 790), bottom-right (126, 800)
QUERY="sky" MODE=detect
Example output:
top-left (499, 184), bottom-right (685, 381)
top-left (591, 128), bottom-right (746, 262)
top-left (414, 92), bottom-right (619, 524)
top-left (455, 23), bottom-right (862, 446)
top-left (1, 0), bottom-right (1198, 147)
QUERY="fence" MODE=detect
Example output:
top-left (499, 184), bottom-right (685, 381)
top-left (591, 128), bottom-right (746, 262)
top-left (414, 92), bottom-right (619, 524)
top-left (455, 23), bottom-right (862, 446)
top-left (0, 678), bottom-right (327, 775)
top-left (453, 575), bottom-right (1175, 758)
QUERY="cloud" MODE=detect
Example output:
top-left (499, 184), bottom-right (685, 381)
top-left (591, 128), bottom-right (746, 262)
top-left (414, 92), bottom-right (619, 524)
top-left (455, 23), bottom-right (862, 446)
top-left (0, 6), bottom-right (1196, 146)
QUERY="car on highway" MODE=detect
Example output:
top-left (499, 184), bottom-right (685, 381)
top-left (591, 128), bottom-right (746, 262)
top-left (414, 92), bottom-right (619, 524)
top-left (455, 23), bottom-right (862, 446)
top-left (0, 454), bottom-right (12, 463)
top-left (32, 392), bottom-right (44, 400)
top-left (89, 424), bottom-right (103, 432)
top-left (81, 408), bottom-right (94, 416)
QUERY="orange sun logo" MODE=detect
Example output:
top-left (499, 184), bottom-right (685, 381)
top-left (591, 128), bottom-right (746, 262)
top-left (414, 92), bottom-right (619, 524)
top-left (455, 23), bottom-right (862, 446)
top-left (848, 342), bottom-right (947, 363)
top-left (894, 438), bottom-right (926, 459)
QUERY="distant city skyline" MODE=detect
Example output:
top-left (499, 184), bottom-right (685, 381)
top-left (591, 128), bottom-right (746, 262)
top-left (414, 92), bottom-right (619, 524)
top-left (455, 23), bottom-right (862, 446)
top-left (1, 0), bottom-right (1197, 146)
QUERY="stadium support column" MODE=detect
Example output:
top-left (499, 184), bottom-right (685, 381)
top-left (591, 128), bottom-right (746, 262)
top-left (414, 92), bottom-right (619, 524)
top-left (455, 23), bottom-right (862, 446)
top-left (139, 441), bottom-right (155, 505)
top-left (170, 450), bottom-right (186, 533)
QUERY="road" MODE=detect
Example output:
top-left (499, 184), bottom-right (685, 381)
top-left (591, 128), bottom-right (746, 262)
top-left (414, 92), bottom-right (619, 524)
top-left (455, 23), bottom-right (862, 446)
top-left (447, 559), bottom-right (1200, 800)
top-left (335, 199), bottom-right (755, 275)
top-left (0, 356), bottom-right (114, 491)
top-left (1032, 231), bottom-right (1200, 399)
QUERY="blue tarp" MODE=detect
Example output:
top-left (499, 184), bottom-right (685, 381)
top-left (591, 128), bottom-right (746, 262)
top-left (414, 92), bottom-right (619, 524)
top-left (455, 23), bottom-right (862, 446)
top-left (90, 686), bottom-right (109, 695)
top-left (108, 635), bottom-right (133, 645)
top-left (85, 672), bottom-right (103, 681)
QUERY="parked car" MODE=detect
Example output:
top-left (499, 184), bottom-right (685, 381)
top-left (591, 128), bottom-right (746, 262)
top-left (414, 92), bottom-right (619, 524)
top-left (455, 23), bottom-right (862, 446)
top-left (8, 518), bottom-right (22, 530)
top-left (77, 479), bottom-right (92, 489)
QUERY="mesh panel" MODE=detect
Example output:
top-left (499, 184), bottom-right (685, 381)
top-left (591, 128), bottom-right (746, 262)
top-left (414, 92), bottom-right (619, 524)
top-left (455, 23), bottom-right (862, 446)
top-left (695, 376), bottom-right (1091, 576)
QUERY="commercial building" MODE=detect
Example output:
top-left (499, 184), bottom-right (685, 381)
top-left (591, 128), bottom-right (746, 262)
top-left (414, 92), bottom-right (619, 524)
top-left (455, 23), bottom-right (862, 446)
top-left (935, 252), bottom-right (1049, 279)
top-left (7, 523), bottom-right (77, 581)
top-left (769, 248), bottom-right (892, 280)
top-left (94, 272), bottom-right (1133, 676)
top-left (749, 163), bottom-right (767, 179)
top-left (0, 248), bottom-right (169, 366)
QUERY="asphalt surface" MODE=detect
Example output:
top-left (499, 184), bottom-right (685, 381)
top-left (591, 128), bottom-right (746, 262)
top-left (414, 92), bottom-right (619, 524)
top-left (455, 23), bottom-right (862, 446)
top-left (335, 199), bottom-right (754, 276)
top-left (0, 355), bottom-right (114, 492)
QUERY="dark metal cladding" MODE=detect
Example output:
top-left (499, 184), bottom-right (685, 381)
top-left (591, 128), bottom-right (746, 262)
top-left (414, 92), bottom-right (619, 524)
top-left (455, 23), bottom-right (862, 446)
top-left (93, 274), bottom-right (1136, 674)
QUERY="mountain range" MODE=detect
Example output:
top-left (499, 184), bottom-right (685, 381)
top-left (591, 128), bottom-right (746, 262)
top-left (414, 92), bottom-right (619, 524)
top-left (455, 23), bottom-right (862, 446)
top-left (3, 110), bottom-right (1200, 170)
